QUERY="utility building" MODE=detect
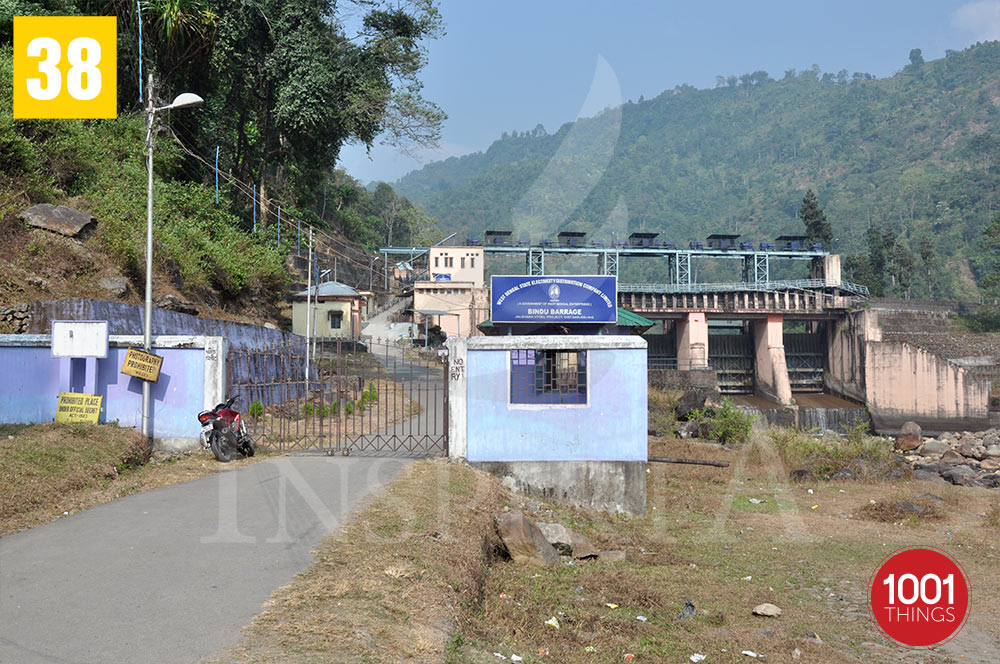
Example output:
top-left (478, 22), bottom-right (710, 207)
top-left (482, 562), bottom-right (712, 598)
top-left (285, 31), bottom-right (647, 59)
top-left (291, 281), bottom-right (364, 339)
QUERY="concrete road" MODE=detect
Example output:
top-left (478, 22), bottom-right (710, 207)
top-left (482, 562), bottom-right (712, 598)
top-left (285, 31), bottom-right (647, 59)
top-left (0, 456), bottom-right (409, 664)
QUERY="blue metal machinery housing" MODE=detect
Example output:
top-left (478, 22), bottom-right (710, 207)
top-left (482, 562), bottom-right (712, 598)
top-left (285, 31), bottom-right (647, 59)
top-left (380, 231), bottom-right (829, 289)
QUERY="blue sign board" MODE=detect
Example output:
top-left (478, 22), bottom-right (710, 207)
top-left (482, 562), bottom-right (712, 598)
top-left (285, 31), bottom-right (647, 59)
top-left (491, 275), bottom-right (617, 324)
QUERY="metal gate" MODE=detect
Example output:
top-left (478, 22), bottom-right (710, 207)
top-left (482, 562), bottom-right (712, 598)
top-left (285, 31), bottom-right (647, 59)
top-left (784, 333), bottom-right (825, 392)
top-left (709, 333), bottom-right (754, 394)
top-left (227, 339), bottom-right (448, 456)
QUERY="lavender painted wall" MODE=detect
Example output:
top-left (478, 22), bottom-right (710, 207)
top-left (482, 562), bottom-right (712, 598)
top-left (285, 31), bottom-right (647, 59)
top-left (23, 299), bottom-right (302, 350)
top-left (0, 337), bottom-right (205, 440)
top-left (465, 346), bottom-right (647, 462)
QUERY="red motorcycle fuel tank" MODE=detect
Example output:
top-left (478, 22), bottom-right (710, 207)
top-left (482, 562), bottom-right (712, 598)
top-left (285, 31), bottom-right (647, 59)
top-left (216, 408), bottom-right (239, 426)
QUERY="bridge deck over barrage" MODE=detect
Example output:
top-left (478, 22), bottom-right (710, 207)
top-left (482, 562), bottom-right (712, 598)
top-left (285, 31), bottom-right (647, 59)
top-left (618, 280), bottom-right (866, 319)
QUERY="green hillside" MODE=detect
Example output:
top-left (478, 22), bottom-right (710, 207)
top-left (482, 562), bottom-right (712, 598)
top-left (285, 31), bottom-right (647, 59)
top-left (397, 43), bottom-right (1000, 298)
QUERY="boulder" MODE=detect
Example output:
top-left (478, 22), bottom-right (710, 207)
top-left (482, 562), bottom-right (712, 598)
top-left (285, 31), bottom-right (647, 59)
top-left (675, 388), bottom-right (712, 420)
top-left (892, 501), bottom-right (928, 516)
top-left (752, 603), bottom-right (783, 617)
top-left (980, 458), bottom-right (1000, 472)
top-left (536, 522), bottom-right (573, 556)
top-left (919, 440), bottom-right (950, 457)
top-left (895, 422), bottom-right (922, 451)
top-left (676, 419), bottom-right (700, 439)
top-left (940, 465), bottom-right (981, 487)
top-left (829, 468), bottom-right (857, 481)
top-left (985, 445), bottom-right (1000, 458)
top-left (596, 550), bottom-right (626, 563)
top-left (99, 276), bottom-right (129, 297)
top-left (497, 512), bottom-right (560, 567)
top-left (940, 450), bottom-right (966, 465)
top-left (913, 469), bottom-right (946, 483)
top-left (153, 294), bottom-right (198, 316)
top-left (955, 441), bottom-right (984, 460)
top-left (19, 204), bottom-right (97, 237)
top-left (570, 531), bottom-right (599, 559)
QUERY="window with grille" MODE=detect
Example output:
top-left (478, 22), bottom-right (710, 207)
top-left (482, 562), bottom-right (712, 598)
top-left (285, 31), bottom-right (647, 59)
top-left (328, 311), bottom-right (343, 329)
top-left (510, 350), bottom-right (587, 405)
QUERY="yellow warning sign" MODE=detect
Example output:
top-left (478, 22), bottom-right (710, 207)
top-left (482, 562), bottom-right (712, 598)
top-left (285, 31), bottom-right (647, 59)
top-left (121, 348), bottom-right (163, 382)
top-left (56, 392), bottom-right (102, 424)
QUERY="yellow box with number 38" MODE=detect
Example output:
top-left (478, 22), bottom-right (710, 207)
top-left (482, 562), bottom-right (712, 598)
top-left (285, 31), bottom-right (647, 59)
top-left (13, 16), bottom-right (117, 119)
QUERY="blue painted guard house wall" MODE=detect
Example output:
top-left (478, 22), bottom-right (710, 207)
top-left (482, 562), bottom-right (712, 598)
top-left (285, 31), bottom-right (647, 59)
top-left (448, 335), bottom-right (648, 513)
top-left (465, 344), bottom-right (646, 462)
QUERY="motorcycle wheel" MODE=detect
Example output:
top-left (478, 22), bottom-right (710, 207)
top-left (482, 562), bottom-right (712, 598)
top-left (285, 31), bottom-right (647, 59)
top-left (209, 431), bottom-right (232, 463)
top-left (242, 437), bottom-right (255, 458)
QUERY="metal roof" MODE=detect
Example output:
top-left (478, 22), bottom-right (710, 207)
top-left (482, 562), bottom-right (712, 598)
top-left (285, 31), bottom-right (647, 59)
top-left (294, 280), bottom-right (361, 298)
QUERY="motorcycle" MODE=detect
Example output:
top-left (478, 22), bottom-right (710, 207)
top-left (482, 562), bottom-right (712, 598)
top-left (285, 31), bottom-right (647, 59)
top-left (196, 395), bottom-right (255, 462)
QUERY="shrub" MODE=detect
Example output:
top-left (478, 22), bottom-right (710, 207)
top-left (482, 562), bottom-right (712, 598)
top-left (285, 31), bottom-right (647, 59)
top-left (688, 398), bottom-right (755, 444)
top-left (248, 400), bottom-right (264, 418)
top-left (769, 421), bottom-right (895, 480)
top-left (368, 381), bottom-right (379, 401)
top-left (346, 402), bottom-right (355, 416)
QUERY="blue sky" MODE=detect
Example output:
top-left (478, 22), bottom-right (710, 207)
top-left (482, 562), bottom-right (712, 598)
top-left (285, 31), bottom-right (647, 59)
top-left (338, 0), bottom-right (1000, 185)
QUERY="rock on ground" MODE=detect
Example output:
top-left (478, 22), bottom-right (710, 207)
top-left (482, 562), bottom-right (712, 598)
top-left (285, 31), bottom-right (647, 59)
top-left (752, 603), bottom-right (782, 617)
top-left (497, 512), bottom-right (560, 567)
top-left (19, 204), bottom-right (97, 237)
top-left (896, 421), bottom-right (922, 451)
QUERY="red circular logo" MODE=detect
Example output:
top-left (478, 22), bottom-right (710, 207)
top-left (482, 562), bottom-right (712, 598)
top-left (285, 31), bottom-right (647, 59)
top-left (868, 546), bottom-right (970, 648)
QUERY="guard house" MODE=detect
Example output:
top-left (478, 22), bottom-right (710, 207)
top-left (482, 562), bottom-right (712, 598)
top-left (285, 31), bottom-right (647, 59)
top-left (292, 281), bottom-right (364, 338)
top-left (448, 275), bottom-right (648, 514)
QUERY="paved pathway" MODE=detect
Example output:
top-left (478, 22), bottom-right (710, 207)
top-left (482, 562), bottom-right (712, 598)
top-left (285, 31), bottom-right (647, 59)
top-left (0, 456), bottom-right (409, 664)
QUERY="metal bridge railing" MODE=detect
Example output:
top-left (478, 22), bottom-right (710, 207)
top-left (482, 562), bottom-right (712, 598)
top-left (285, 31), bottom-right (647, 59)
top-left (648, 357), bottom-right (714, 370)
top-left (619, 279), bottom-right (870, 297)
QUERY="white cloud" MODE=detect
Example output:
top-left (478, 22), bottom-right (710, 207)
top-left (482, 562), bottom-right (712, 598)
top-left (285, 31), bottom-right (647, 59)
top-left (952, 1), bottom-right (1000, 42)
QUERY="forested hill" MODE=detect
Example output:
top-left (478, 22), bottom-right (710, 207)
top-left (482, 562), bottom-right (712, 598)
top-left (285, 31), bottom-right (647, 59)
top-left (396, 43), bottom-right (1000, 299)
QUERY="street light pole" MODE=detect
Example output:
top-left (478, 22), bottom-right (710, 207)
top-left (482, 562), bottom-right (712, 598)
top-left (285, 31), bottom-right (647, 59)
top-left (142, 76), bottom-right (204, 442)
top-left (143, 73), bottom-right (155, 440)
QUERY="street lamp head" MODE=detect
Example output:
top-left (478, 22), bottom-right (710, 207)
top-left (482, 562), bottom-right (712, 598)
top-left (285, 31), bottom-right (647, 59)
top-left (168, 92), bottom-right (204, 109)
top-left (162, 92), bottom-right (204, 111)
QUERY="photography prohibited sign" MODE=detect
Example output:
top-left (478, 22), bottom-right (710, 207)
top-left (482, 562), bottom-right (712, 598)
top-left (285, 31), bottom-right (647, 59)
top-left (868, 546), bottom-right (970, 649)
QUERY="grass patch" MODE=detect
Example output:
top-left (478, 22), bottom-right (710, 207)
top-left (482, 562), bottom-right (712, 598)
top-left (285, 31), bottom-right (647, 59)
top-left (857, 494), bottom-right (944, 523)
top-left (0, 423), bottom-right (270, 535)
top-left (768, 421), bottom-right (896, 480)
top-left (648, 387), bottom-right (681, 434)
top-left (986, 501), bottom-right (1000, 529)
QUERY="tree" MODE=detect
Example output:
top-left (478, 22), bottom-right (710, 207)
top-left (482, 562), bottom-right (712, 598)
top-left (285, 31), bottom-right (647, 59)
top-left (909, 48), bottom-right (924, 67)
top-left (798, 189), bottom-right (833, 246)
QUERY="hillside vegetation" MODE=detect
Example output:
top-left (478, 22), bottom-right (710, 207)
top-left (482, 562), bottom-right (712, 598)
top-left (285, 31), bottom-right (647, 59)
top-left (397, 43), bottom-right (1000, 298)
top-left (0, 0), bottom-right (443, 315)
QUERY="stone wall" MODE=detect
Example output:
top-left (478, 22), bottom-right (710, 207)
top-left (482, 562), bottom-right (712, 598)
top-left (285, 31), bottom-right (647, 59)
top-left (648, 368), bottom-right (718, 391)
top-left (14, 298), bottom-right (301, 350)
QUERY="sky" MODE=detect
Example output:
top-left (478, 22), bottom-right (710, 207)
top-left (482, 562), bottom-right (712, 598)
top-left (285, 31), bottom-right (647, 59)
top-left (338, 0), bottom-right (1000, 185)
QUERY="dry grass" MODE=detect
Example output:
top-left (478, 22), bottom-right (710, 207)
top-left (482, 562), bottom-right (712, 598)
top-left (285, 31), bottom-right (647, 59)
top-left (0, 422), bottom-right (270, 535)
top-left (206, 431), bottom-right (1000, 664)
top-left (648, 387), bottom-right (681, 436)
top-left (206, 459), bottom-right (506, 664)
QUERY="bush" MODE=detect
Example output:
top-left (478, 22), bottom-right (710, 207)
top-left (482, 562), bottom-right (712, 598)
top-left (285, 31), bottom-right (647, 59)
top-left (769, 421), bottom-right (895, 480)
top-left (688, 398), bottom-right (755, 444)
top-left (248, 401), bottom-right (264, 418)
top-left (368, 381), bottom-right (379, 401)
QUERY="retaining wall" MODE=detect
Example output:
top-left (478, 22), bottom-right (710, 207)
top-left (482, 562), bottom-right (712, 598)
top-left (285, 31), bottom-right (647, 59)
top-left (0, 334), bottom-right (226, 452)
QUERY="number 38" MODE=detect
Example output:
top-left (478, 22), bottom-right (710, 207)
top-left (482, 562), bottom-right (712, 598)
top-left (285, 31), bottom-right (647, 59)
top-left (26, 36), bottom-right (102, 101)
